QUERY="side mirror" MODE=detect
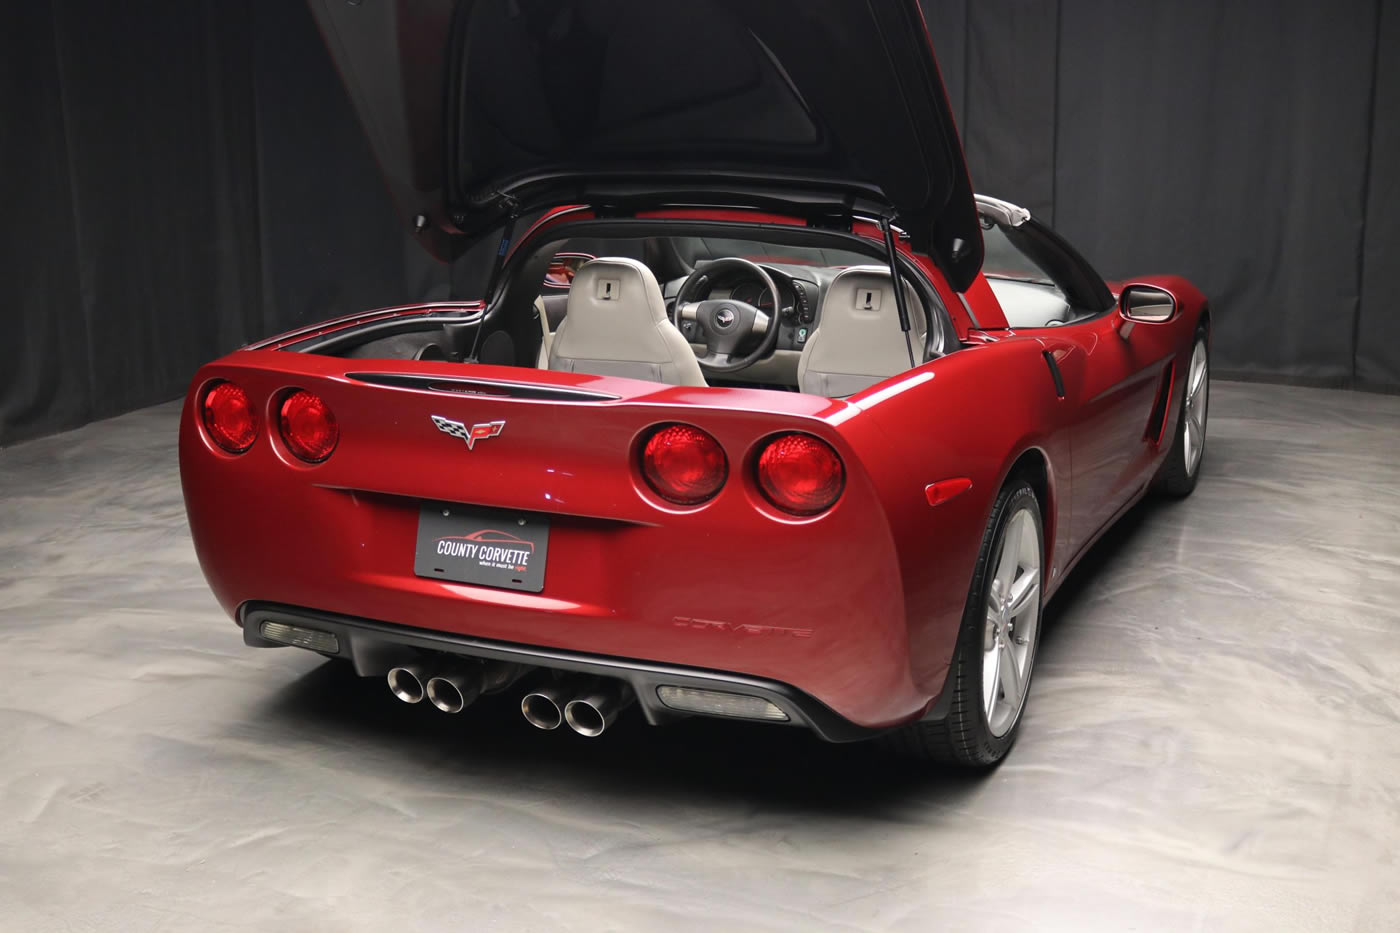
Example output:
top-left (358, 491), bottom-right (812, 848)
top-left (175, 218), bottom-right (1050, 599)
top-left (1119, 284), bottom-right (1177, 323)
top-left (543, 253), bottom-right (593, 289)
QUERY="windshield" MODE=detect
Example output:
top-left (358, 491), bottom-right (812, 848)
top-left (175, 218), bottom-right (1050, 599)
top-left (547, 235), bottom-right (872, 275)
top-left (980, 222), bottom-right (1056, 287)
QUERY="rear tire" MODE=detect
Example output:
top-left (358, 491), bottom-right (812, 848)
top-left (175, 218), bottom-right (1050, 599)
top-left (886, 478), bottom-right (1044, 768)
top-left (1153, 327), bottom-right (1210, 498)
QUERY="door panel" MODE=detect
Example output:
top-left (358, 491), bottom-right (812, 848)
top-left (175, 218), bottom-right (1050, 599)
top-left (1040, 311), bottom-right (1166, 552)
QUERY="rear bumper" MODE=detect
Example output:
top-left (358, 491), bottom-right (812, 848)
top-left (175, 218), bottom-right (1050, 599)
top-left (241, 603), bottom-right (907, 742)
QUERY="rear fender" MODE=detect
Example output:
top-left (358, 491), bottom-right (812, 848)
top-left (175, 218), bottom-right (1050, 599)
top-left (834, 337), bottom-right (1069, 694)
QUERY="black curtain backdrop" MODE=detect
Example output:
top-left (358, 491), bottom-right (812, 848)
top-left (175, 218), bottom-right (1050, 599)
top-left (3, 1), bottom-right (1398, 446)
top-left (926, 0), bottom-right (1398, 392)
top-left (1, 0), bottom-right (444, 446)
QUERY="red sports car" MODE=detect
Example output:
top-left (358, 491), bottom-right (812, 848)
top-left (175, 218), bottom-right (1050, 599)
top-left (180, 0), bottom-right (1210, 766)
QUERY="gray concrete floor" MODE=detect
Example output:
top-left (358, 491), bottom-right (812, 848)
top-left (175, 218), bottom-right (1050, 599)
top-left (1, 382), bottom-right (1398, 932)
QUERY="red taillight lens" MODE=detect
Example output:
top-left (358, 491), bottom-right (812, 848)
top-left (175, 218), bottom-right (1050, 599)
top-left (641, 424), bottom-right (727, 505)
top-left (279, 390), bottom-right (339, 462)
top-left (756, 433), bottom-right (844, 515)
top-left (202, 381), bottom-right (258, 453)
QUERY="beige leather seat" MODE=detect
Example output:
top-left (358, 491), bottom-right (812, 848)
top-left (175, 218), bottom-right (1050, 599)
top-left (548, 258), bottom-right (706, 386)
top-left (797, 266), bottom-right (933, 397)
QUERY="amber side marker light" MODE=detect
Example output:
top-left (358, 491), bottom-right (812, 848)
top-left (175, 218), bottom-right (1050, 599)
top-left (202, 381), bottom-right (258, 453)
top-left (279, 390), bottom-right (339, 462)
top-left (756, 433), bottom-right (845, 515)
top-left (641, 424), bottom-right (728, 504)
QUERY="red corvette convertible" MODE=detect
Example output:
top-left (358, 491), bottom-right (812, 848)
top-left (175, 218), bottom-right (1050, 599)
top-left (180, 0), bottom-right (1209, 766)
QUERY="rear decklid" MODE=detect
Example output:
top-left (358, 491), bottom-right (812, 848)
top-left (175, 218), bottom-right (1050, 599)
top-left (193, 351), bottom-right (854, 521)
top-left (306, 0), bottom-right (983, 288)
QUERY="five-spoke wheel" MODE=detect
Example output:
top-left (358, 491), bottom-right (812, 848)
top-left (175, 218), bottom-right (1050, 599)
top-left (888, 478), bottom-right (1045, 767)
top-left (982, 507), bottom-right (1041, 738)
top-left (1182, 338), bottom-right (1209, 477)
top-left (1154, 326), bottom-right (1210, 497)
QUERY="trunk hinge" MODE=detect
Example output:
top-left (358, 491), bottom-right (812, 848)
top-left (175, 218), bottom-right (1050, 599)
top-left (880, 215), bottom-right (917, 369)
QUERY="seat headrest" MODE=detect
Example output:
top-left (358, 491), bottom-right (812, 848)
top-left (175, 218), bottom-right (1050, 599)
top-left (797, 265), bottom-right (931, 398)
top-left (565, 257), bottom-right (668, 327)
top-left (548, 257), bottom-right (708, 387)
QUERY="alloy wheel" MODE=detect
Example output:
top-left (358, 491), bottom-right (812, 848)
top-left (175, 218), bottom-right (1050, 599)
top-left (982, 506), bottom-right (1042, 737)
top-left (1183, 341), bottom-right (1209, 476)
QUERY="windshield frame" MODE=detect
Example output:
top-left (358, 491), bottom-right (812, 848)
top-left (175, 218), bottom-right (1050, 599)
top-left (974, 199), bottom-right (1114, 313)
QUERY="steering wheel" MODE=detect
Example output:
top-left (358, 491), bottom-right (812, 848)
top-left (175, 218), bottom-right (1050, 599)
top-left (672, 258), bottom-right (783, 374)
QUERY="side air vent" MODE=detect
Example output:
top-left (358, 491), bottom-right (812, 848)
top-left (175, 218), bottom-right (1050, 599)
top-left (1041, 351), bottom-right (1065, 399)
top-left (1143, 362), bottom-right (1175, 445)
top-left (348, 373), bottom-right (620, 402)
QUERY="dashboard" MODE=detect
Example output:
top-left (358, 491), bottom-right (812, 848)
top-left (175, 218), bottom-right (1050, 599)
top-left (666, 263), bottom-right (823, 354)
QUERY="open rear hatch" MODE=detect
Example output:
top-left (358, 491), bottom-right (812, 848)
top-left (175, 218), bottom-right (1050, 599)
top-left (305, 0), bottom-right (983, 288)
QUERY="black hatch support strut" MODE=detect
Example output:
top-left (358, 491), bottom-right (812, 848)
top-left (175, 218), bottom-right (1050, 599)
top-left (879, 215), bottom-right (917, 369)
top-left (466, 205), bottom-right (520, 363)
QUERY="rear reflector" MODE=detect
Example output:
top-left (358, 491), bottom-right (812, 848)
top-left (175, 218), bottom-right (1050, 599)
top-left (656, 686), bottom-right (789, 721)
top-left (202, 381), bottom-right (258, 453)
top-left (756, 433), bottom-right (844, 515)
top-left (279, 390), bottom-right (339, 462)
top-left (259, 621), bottom-right (340, 654)
top-left (641, 424), bottom-right (727, 504)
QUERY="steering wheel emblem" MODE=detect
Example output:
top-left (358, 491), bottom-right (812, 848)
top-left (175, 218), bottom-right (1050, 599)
top-left (715, 307), bottom-right (736, 328)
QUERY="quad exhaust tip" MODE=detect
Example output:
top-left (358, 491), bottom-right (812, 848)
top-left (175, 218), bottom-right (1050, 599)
top-left (426, 664), bottom-right (484, 714)
top-left (520, 677), bottom-right (635, 737)
top-left (563, 681), bottom-right (635, 737)
top-left (391, 659), bottom-right (526, 711)
top-left (394, 662), bottom-right (635, 734)
top-left (520, 682), bottom-right (570, 730)
top-left (386, 664), bottom-right (428, 704)
top-left (563, 700), bottom-right (608, 737)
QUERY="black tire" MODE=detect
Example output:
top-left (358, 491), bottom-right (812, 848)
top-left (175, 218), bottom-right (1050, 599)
top-left (885, 479), bottom-right (1044, 768)
top-left (1153, 326), bottom-right (1210, 498)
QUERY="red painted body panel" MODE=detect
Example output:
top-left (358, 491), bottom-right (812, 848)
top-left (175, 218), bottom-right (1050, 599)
top-left (183, 354), bottom-right (929, 727)
top-left (181, 213), bottom-right (1206, 732)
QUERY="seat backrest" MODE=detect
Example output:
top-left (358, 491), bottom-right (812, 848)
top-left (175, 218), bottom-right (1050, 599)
top-left (548, 258), bottom-right (706, 387)
top-left (797, 266), bottom-right (931, 397)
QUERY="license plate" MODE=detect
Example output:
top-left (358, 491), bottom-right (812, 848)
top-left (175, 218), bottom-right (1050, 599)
top-left (414, 503), bottom-right (549, 593)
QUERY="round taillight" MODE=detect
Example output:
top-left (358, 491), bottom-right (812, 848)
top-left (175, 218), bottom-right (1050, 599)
top-left (202, 381), bottom-right (258, 453)
top-left (641, 424), bottom-right (727, 505)
top-left (279, 390), bottom-right (339, 462)
top-left (756, 433), bottom-right (845, 515)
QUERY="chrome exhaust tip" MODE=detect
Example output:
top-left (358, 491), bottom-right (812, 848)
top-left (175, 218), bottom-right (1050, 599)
top-left (386, 664), bottom-right (428, 704)
top-left (564, 681), bottom-right (635, 737)
top-left (520, 682), bottom-right (572, 730)
top-left (426, 664), bottom-right (485, 714)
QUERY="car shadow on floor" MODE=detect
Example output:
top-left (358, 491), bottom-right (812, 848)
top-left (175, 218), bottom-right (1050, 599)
top-left (243, 496), bottom-right (1169, 814)
top-left (251, 658), bottom-right (987, 815)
